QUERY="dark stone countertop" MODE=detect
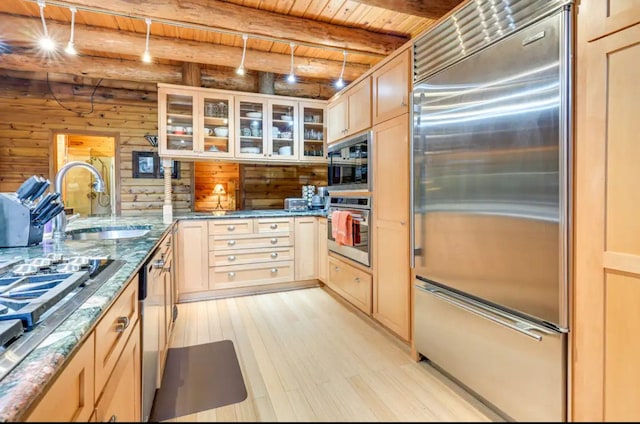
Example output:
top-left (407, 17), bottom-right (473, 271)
top-left (0, 209), bottom-right (326, 421)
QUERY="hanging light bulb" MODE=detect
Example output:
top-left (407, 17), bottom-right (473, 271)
top-left (286, 42), bottom-right (296, 83)
top-left (37, 0), bottom-right (55, 52)
top-left (236, 34), bottom-right (248, 76)
top-left (64, 7), bottom-right (77, 55)
top-left (335, 50), bottom-right (347, 89)
top-left (142, 18), bottom-right (152, 63)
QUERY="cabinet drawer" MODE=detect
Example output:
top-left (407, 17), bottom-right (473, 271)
top-left (254, 217), bottom-right (293, 234)
top-left (94, 276), bottom-right (139, 397)
top-left (208, 219), bottom-right (253, 236)
top-left (209, 261), bottom-right (294, 290)
top-left (328, 257), bottom-right (372, 314)
top-left (210, 233), bottom-right (293, 250)
top-left (95, 321), bottom-right (141, 423)
top-left (25, 332), bottom-right (95, 422)
top-left (209, 246), bottom-right (294, 267)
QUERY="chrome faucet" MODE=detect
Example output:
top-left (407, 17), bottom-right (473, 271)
top-left (52, 161), bottom-right (106, 239)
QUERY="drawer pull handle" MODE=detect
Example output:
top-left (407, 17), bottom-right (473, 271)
top-left (164, 265), bottom-right (172, 273)
top-left (228, 255), bottom-right (236, 261)
top-left (335, 266), bottom-right (339, 272)
top-left (227, 240), bottom-right (236, 246)
top-left (115, 316), bottom-right (130, 333)
top-left (271, 252), bottom-right (278, 258)
top-left (355, 277), bottom-right (360, 283)
top-left (152, 259), bottom-right (165, 269)
top-left (270, 238), bottom-right (278, 244)
top-left (270, 223), bottom-right (278, 229)
top-left (109, 415), bottom-right (117, 422)
top-left (228, 272), bottom-right (236, 278)
top-left (227, 225), bottom-right (235, 231)
top-left (271, 268), bottom-right (278, 273)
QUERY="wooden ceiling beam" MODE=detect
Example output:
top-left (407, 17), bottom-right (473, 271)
top-left (0, 53), bottom-right (336, 99)
top-left (47, 0), bottom-right (407, 56)
top-left (351, 0), bottom-right (463, 19)
top-left (0, 14), bottom-right (370, 81)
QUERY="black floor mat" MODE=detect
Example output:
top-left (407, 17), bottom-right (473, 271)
top-left (149, 340), bottom-right (248, 421)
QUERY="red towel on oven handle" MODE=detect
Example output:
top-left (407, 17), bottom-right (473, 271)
top-left (353, 220), bottom-right (361, 244)
top-left (332, 210), bottom-right (353, 246)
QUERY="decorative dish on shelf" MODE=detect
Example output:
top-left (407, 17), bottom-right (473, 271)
top-left (246, 112), bottom-right (262, 118)
top-left (240, 147), bottom-right (261, 154)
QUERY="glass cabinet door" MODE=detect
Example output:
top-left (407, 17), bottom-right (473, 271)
top-left (201, 93), bottom-right (234, 157)
top-left (160, 89), bottom-right (197, 156)
top-left (299, 102), bottom-right (327, 162)
top-left (236, 96), bottom-right (267, 158)
top-left (268, 100), bottom-right (298, 159)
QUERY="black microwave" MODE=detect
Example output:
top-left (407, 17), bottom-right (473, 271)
top-left (327, 130), bottom-right (371, 191)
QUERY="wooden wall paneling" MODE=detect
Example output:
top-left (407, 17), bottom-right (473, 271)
top-left (239, 163), bottom-right (328, 210)
top-left (193, 161), bottom-right (240, 211)
top-left (573, 4), bottom-right (640, 420)
top-left (0, 76), bottom-right (191, 214)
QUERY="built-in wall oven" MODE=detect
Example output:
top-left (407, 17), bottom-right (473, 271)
top-left (327, 131), bottom-right (371, 191)
top-left (327, 195), bottom-right (371, 267)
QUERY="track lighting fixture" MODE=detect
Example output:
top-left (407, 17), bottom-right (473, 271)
top-left (286, 42), bottom-right (296, 83)
top-left (37, 0), bottom-right (55, 52)
top-left (64, 7), bottom-right (77, 55)
top-left (236, 34), bottom-right (248, 75)
top-left (142, 18), bottom-right (152, 63)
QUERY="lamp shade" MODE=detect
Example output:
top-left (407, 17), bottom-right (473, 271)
top-left (213, 183), bottom-right (226, 195)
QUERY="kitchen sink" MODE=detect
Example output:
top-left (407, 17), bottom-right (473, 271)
top-left (66, 226), bottom-right (151, 240)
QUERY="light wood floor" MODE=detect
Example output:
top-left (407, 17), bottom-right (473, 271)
top-left (165, 286), bottom-right (501, 422)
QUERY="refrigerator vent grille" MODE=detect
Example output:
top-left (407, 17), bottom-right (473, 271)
top-left (414, 0), bottom-right (571, 83)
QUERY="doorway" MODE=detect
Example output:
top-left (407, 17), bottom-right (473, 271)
top-left (52, 132), bottom-right (119, 216)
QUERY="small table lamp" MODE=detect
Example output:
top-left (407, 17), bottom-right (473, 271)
top-left (213, 183), bottom-right (226, 210)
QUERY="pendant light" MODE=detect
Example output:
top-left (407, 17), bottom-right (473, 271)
top-left (37, 0), bottom-right (55, 52)
top-left (142, 18), bottom-right (152, 63)
top-left (236, 34), bottom-right (248, 75)
top-left (64, 7), bottom-right (77, 55)
top-left (286, 42), bottom-right (296, 83)
top-left (335, 50), bottom-right (347, 89)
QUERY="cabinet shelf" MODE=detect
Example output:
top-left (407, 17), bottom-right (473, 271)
top-left (167, 112), bottom-right (193, 119)
top-left (167, 133), bottom-right (193, 138)
top-left (303, 139), bottom-right (324, 143)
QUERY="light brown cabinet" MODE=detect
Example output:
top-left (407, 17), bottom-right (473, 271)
top-left (294, 216), bottom-right (317, 280)
top-left (94, 322), bottom-right (141, 423)
top-left (327, 256), bottom-right (372, 314)
top-left (372, 114), bottom-right (410, 341)
top-left (158, 83), bottom-right (326, 163)
top-left (317, 217), bottom-right (327, 283)
top-left (158, 85), bottom-right (235, 158)
top-left (573, 2), bottom-right (640, 421)
top-left (208, 217), bottom-right (295, 290)
top-left (372, 48), bottom-right (410, 125)
top-left (25, 276), bottom-right (140, 422)
top-left (25, 332), bottom-right (96, 422)
top-left (327, 77), bottom-right (372, 144)
top-left (176, 219), bottom-right (209, 297)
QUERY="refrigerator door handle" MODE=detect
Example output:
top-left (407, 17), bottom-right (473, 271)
top-left (417, 284), bottom-right (554, 342)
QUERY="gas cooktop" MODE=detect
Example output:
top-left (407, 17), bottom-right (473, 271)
top-left (0, 254), bottom-right (125, 381)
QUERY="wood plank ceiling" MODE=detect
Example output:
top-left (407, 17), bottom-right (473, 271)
top-left (0, 0), bottom-right (463, 95)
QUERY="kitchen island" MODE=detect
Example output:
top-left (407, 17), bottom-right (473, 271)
top-left (0, 209), bottom-right (326, 422)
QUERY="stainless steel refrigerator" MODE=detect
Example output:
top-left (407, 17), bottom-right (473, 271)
top-left (411, 1), bottom-right (572, 421)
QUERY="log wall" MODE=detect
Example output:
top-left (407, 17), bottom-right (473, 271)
top-left (240, 163), bottom-right (328, 210)
top-left (0, 76), bottom-right (192, 215)
top-left (193, 162), bottom-right (240, 211)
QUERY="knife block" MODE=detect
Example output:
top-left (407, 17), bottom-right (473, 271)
top-left (0, 193), bottom-right (44, 247)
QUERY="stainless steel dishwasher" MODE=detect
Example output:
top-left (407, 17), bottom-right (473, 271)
top-left (139, 247), bottom-right (165, 422)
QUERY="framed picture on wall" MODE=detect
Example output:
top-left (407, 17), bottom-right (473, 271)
top-left (158, 159), bottom-right (180, 179)
top-left (132, 151), bottom-right (156, 178)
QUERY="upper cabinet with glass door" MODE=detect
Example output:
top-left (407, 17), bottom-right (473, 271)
top-left (201, 93), bottom-right (234, 158)
top-left (299, 102), bottom-right (326, 162)
top-left (159, 86), bottom-right (234, 158)
top-left (268, 99), bottom-right (298, 160)
top-left (235, 96), bottom-right (267, 159)
top-left (159, 87), bottom-right (197, 157)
